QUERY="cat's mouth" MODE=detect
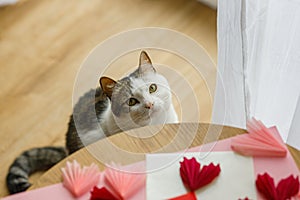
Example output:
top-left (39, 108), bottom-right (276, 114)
top-left (139, 109), bottom-right (156, 120)
top-left (148, 106), bottom-right (161, 116)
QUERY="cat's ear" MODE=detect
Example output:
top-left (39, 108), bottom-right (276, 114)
top-left (100, 77), bottom-right (116, 99)
top-left (138, 51), bottom-right (156, 74)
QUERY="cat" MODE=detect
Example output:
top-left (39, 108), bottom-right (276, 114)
top-left (6, 51), bottom-right (178, 194)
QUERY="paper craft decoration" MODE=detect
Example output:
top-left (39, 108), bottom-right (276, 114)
top-left (90, 186), bottom-right (118, 200)
top-left (3, 133), bottom-right (299, 200)
top-left (103, 163), bottom-right (146, 199)
top-left (146, 152), bottom-right (257, 199)
top-left (231, 118), bottom-right (287, 157)
top-left (61, 160), bottom-right (100, 197)
top-left (168, 157), bottom-right (220, 199)
top-left (168, 192), bottom-right (197, 200)
top-left (179, 157), bottom-right (220, 191)
top-left (256, 173), bottom-right (299, 200)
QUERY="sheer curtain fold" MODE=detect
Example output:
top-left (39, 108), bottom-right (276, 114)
top-left (213, 0), bottom-right (246, 128)
top-left (213, 0), bottom-right (300, 149)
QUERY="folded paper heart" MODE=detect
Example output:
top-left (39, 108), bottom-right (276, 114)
top-left (61, 160), bottom-right (100, 197)
top-left (231, 118), bottom-right (287, 157)
top-left (89, 163), bottom-right (145, 200)
top-left (256, 173), bottom-right (299, 200)
top-left (103, 163), bottom-right (145, 200)
top-left (168, 192), bottom-right (197, 200)
top-left (168, 157), bottom-right (221, 199)
top-left (179, 157), bottom-right (221, 191)
top-left (90, 186), bottom-right (118, 200)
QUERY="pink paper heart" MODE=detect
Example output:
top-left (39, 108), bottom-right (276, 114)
top-left (61, 160), bottom-right (100, 197)
top-left (104, 163), bottom-right (145, 199)
top-left (231, 118), bottom-right (287, 157)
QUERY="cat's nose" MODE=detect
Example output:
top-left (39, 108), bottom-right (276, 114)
top-left (145, 102), bottom-right (154, 109)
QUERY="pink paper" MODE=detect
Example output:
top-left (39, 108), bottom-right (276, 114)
top-left (3, 131), bottom-right (299, 200)
top-left (61, 160), bottom-right (100, 197)
top-left (2, 172), bottom-right (146, 200)
top-left (231, 118), bottom-right (287, 157)
top-left (191, 139), bottom-right (299, 199)
top-left (1, 183), bottom-right (90, 200)
top-left (103, 163), bottom-right (146, 199)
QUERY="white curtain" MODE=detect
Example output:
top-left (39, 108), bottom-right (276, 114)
top-left (213, 0), bottom-right (300, 150)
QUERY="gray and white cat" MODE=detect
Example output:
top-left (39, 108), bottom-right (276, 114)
top-left (6, 51), bottom-right (178, 194)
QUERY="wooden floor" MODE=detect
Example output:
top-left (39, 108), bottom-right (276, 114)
top-left (0, 0), bottom-right (217, 197)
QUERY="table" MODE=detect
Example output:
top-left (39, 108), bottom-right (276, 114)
top-left (29, 123), bottom-right (300, 190)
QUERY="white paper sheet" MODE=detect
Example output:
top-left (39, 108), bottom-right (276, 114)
top-left (146, 152), bottom-right (256, 199)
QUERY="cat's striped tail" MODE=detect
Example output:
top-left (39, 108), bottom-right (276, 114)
top-left (6, 147), bottom-right (67, 194)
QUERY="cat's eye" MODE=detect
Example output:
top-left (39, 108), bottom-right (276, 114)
top-left (127, 98), bottom-right (139, 106)
top-left (149, 84), bottom-right (157, 93)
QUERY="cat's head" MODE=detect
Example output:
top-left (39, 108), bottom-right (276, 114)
top-left (100, 51), bottom-right (173, 128)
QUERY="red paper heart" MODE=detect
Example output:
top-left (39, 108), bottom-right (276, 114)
top-left (256, 173), bottom-right (299, 200)
top-left (90, 186), bottom-right (118, 200)
top-left (168, 191), bottom-right (197, 200)
top-left (179, 157), bottom-right (221, 191)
